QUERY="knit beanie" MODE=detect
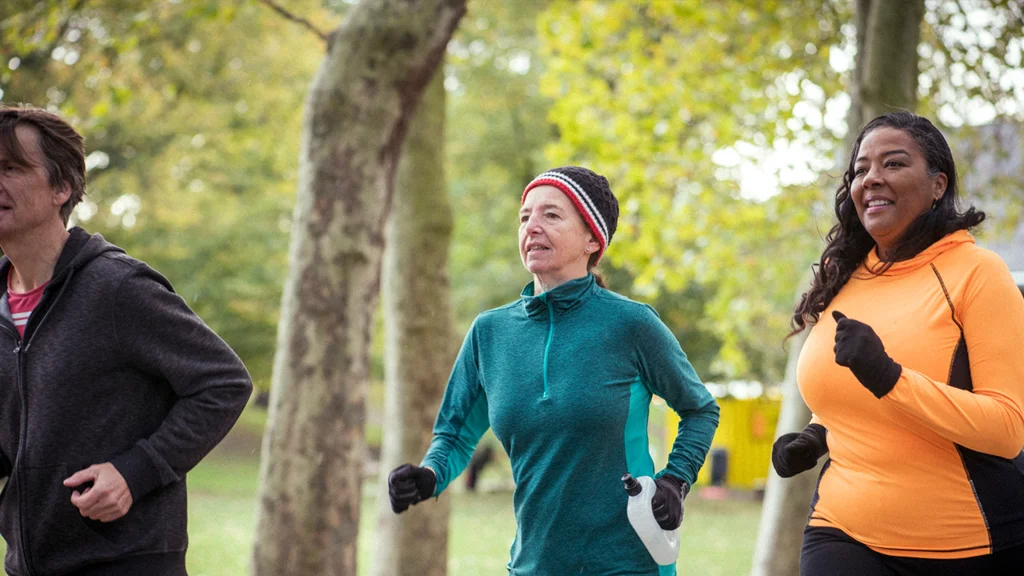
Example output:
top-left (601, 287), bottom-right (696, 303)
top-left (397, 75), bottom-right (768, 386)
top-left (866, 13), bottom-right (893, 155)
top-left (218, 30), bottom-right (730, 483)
top-left (521, 166), bottom-right (619, 263)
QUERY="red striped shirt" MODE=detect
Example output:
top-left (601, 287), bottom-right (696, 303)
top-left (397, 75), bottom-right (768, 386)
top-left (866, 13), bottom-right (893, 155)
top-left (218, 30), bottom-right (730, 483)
top-left (7, 272), bottom-right (47, 338)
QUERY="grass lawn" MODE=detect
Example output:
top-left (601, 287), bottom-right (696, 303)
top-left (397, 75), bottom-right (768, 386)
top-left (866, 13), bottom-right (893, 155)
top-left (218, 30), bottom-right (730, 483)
top-left (186, 459), bottom-right (761, 576)
top-left (1, 408), bottom-right (763, 575)
top-left (186, 457), bottom-right (522, 576)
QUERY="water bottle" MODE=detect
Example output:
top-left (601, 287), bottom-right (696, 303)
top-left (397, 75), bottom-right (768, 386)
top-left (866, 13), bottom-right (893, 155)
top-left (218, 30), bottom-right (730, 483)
top-left (622, 473), bottom-right (680, 566)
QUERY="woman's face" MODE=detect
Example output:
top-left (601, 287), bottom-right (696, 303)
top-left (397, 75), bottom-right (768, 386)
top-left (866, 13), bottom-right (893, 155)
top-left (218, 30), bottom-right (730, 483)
top-left (519, 186), bottom-right (599, 282)
top-left (850, 127), bottom-right (947, 258)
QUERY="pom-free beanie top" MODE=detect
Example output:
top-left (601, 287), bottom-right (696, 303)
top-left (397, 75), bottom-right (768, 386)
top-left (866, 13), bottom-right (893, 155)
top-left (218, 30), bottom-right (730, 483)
top-left (523, 166), bottom-right (619, 263)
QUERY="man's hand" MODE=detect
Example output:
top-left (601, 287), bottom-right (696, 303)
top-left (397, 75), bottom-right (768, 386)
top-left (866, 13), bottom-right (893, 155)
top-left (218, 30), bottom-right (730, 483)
top-left (63, 463), bottom-right (133, 522)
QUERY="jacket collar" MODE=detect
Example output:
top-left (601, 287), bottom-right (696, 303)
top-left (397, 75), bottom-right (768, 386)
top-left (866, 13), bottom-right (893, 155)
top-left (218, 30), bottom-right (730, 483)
top-left (520, 273), bottom-right (596, 319)
top-left (49, 227), bottom-right (93, 283)
top-left (858, 229), bottom-right (974, 277)
top-left (0, 227), bottom-right (124, 295)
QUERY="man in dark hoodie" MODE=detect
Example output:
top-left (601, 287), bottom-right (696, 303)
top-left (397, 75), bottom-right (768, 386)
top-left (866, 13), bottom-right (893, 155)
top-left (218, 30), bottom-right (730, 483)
top-left (0, 105), bottom-right (253, 575)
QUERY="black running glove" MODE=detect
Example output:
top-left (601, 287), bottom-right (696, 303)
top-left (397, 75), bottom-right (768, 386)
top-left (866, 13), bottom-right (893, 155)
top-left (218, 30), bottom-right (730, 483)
top-left (832, 310), bottom-right (902, 399)
top-left (388, 463), bottom-right (436, 514)
top-left (771, 423), bottom-right (828, 478)
top-left (651, 474), bottom-right (689, 530)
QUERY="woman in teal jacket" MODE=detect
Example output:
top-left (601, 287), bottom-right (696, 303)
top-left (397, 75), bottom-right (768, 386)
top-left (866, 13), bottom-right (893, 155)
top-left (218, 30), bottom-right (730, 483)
top-left (388, 166), bottom-right (720, 576)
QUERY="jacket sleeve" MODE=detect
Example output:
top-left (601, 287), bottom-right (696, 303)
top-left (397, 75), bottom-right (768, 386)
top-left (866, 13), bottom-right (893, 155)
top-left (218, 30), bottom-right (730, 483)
top-left (420, 319), bottom-right (490, 496)
top-left (809, 413), bottom-right (824, 427)
top-left (884, 258), bottom-right (1024, 459)
top-left (109, 264), bottom-right (253, 501)
top-left (635, 305), bottom-right (720, 486)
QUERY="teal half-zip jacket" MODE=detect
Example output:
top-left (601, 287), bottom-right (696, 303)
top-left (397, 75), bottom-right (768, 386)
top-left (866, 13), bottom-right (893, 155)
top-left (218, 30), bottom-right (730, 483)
top-left (421, 274), bottom-right (720, 576)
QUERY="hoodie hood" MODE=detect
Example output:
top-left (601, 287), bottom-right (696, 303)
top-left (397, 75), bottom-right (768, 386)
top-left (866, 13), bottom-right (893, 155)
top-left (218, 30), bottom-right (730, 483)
top-left (0, 227), bottom-right (125, 292)
top-left (857, 229), bottom-right (975, 278)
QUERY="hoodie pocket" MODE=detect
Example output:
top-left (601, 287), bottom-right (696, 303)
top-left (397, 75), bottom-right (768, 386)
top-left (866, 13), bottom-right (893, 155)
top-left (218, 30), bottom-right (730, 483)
top-left (21, 464), bottom-right (117, 575)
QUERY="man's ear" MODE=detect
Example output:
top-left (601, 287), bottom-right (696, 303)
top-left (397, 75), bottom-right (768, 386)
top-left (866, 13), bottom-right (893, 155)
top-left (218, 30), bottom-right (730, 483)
top-left (52, 182), bottom-right (72, 207)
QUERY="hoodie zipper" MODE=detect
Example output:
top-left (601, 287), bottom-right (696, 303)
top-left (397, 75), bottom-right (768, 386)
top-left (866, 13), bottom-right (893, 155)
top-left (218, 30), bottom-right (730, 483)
top-left (0, 321), bottom-right (31, 576)
top-left (541, 296), bottom-right (554, 400)
top-left (3, 268), bottom-right (76, 576)
top-left (13, 338), bottom-right (32, 576)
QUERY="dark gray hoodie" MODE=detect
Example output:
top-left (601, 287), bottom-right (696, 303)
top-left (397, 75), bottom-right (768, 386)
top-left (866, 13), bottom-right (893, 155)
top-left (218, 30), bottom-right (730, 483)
top-left (0, 228), bottom-right (253, 576)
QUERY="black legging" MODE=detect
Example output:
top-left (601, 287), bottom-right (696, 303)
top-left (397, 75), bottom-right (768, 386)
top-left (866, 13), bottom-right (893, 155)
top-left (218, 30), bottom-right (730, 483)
top-left (802, 526), bottom-right (1024, 576)
top-left (68, 554), bottom-right (187, 576)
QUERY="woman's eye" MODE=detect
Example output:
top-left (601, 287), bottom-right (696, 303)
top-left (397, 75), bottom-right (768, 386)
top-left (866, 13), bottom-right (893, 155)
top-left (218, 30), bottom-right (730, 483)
top-left (545, 212), bottom-right (559, 219)
top-left (886, 161), bottom-right (904, 168)
top-left (853, 167), bottom-right (866, 176)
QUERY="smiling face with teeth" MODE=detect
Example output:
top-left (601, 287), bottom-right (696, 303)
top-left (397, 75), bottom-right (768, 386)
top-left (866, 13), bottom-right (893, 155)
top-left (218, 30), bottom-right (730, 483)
top-left (519, 185), bottom-right (601, 294)
top-left (850, 127), bottom-right (947, 260)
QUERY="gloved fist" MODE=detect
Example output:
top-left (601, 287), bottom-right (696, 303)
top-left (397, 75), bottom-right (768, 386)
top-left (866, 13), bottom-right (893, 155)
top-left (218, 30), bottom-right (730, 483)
top-left (651, 474), bottom-right (688, 530)
top-left (832, 311), bottom-right (902, 398)
top-left (772, 423), bottom-right (828, 478)
top-left (388, 463), bottom-right (436, 514)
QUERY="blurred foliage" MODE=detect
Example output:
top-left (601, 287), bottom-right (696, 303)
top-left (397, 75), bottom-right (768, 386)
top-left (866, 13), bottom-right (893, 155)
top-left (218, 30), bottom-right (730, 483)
top-left (538, 0), bottom-right (850, 381)
top-left (444, 0), bottom-right (547, 328)
top-left (919, 0), bottom-right (1024, 125)
top-left (538, 0), bottom-right (1024, 380)
top-left (2, 0), bottom-right (1022, 388)
top-left (920, 0), bottom-right (1024, 237)
top-left (443, 0), bottom-right (727, 378)
top-left (1, 0), bottom-right (337, 389)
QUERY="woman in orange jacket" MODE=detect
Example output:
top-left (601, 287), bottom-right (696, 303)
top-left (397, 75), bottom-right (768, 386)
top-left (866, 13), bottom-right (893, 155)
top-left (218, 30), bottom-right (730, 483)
top-left (772, 111), bottom-right (1024, 575)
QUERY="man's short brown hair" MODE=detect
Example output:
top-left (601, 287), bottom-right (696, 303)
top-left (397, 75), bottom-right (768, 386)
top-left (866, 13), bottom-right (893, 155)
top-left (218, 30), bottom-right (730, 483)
top-left (0, 105), bottom-right (86, 225)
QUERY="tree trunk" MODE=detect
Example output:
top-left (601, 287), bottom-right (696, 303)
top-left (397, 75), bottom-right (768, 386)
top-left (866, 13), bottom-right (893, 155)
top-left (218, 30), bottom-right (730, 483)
top-left (750, 301), bottom-right (818, 576)
top-left (858, 0), bottom-right (925, 122)
top-left (845, 0), bottom-right (872, 146)
top-left (750, 3), bottom-right (923, 575)
top-left (371, 68), bottom-right (455, 576)
top-left (252, 2), bottom-right (466, 576)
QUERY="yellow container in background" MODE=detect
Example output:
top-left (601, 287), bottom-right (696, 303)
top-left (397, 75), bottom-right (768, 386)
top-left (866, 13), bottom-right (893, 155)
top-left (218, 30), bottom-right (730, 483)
top-left (663, 397), bottom-right (780, 490)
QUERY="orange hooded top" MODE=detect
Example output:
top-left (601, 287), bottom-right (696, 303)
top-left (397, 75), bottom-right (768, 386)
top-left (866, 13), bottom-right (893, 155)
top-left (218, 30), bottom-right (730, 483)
top-left (799, 230), bottom-right (1024, 559)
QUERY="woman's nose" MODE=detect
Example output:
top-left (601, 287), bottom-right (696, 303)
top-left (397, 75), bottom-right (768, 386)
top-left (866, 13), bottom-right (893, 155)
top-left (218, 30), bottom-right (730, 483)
top-left (862, 165), bottom-right (883, 187)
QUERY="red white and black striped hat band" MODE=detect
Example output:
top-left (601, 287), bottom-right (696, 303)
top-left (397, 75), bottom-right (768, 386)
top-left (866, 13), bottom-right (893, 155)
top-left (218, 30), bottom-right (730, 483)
top-left (522, 171), bottom-right (610, 256)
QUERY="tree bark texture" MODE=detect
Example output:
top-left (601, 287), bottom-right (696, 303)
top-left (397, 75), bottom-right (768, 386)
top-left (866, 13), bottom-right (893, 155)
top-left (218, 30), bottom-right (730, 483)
top-left (252, 2), bottom-right (466, 575)
top-left (845, 0), bottom-right (872, 147)
top-left (749, 316), bottom-right (819, 576)
top-left (751, 4), bottom-right (923, 574)
top-left (371, 70), bottom-right (455, 576)
top-left (858, 0), bottom-right (925, 122)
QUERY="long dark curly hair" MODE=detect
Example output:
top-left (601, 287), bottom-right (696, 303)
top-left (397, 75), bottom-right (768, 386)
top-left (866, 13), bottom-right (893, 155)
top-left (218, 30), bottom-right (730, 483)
top-left (789, 111), bottom-right (986, 337)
